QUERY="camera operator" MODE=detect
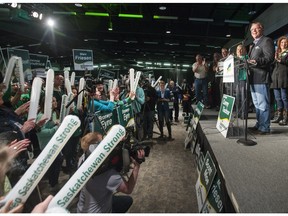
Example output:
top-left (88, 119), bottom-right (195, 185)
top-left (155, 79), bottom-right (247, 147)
top-left (77, 132), bottom-right (145, 213)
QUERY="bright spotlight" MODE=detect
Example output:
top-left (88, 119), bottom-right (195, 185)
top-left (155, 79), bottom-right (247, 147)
top-left (39, 13), bottom-right (43, 20)
top-left (47, 18), bottom-right (55, 27)
top-left (11, 3), bottom-right (17, 8)
top-left (32, 11), bottom-right (39, 18)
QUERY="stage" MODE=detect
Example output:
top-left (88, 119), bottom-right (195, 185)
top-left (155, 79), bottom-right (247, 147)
top-left (195, 107), bottom-right (288, 213)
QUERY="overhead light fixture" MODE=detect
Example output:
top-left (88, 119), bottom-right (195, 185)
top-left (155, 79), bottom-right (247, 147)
top-left (224, 19), bottom-right (249, 24)
top-left (226, 34), bottom-right (231, 38)
top-left (85, 12), bottom-right (109, 17)
top-left (118, 13), bottom-right (143, 18)
top-left (144, 41), bottom-right (158, 45)
top-left (189, 17), bottom-right (214, 22)
top-left (166, 30), bottom-right (171, 34)
top-left (84, 39), bottom-right (88, 42)
top-left (153, 15), bottom-right (178, 20)
top-left (39, 13), bottom-right (43, 20)
top-left (185, 44), bottom-right (200, 47)
top-left (104, 39), bottom-right (118, 42)
top-left (53, 11), bottom-right (77, 15)
top-left (108, 21), bottom-right (113, 31)
top-left (11, 3), bottom-right (17, 8)
top-left (47, 18), bottom-right (55, 27)
top-left (32, 11), bottom-right (39, 18)
top-left (159, 6), bottom-right (166, 10)
top-left (75, 3), bottom-right (82, 7)
top-left (248, 4), bottom-right (257, 15)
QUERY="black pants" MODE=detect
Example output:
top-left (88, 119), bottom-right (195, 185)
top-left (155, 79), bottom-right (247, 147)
top-left (112, 195), bottom-right (133, 213)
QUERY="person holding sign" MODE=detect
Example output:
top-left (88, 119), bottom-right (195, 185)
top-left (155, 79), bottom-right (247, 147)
top-left (248, 21), bottom-right (274, 135)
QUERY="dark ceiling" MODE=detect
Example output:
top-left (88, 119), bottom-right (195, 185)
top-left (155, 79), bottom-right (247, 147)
top-left (0, 3), bottom-right (273, 70)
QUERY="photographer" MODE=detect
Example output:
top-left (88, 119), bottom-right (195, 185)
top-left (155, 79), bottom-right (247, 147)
top-left (77, 132), bottom-right (145, 213)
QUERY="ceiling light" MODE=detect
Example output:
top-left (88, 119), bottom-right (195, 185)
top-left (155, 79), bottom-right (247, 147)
top-left (189, 17), bottom-right (214, 22)
top-left (32, 11), bottom-right (39, 18)
top-left (85, 12), bottom-right (109, 17)
top-left (159, 6), bottom-right (166, 10)
top-left (166, 30), bottom-right (171, 34)
top-left (248, 10), bottom-right (257, 15)
top-left (144, 41), bottom-right (158, 45)
top-left (108, 21), bottom-right (113, 31)
top-left (153, 15), bottom-right (178, 20)
top-left (39, 13), bottom-right (43, 20)
top-left (47, 18), bottom-right (55, 27)
top-left (75, 3), bottom-right (82, 7)
top-left (224, 19), bottom-right (249, 24)
top-left (11, 3), bottom-right (17, 8)
top-left (185, 44), bottom-right (200, 47)
top-left (118, 14), bottom-right (143, 19)
top-left (53, 11), bottom-right (77, 15)
top-left (84, 39), bottom-right (88, 42)
top-left (226, 34), bottom-right (231, 38)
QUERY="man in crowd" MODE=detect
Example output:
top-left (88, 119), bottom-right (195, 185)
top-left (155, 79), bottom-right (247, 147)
top-left (248, 21), bottom-right (274, 135)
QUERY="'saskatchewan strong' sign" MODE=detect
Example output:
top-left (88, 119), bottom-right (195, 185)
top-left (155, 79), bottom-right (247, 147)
top-left (216, 94), bottom-right (235, 138)
top-left (0, 115), bottom-right (80, 209)
top-left (47, 125), bottom-right (126, 210)
top-left (72, 49), bottom-right (93, 71)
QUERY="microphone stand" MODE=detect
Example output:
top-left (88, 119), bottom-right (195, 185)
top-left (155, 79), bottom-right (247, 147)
top-left (237, 43), bottom-right (257, 146)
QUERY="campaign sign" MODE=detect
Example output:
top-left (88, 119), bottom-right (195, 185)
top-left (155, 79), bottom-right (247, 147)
top-left (195, 151), bottom-right (217, 212)
top-left (94, 109), bottom-right (118, 134)
top-left (201, 174), bottom-right (224, 213)
top-left (216, 94), bottom-right (235, 138)
top-left (223, 54), bottom-right (235, 83)
top-left (193, 101), bottom-right (204, 129)
top-left (98, 69), bottom-right (115, 79)
top-left (117, 104), bottom-right (134, 127)
top-left (29, 54), bottom-right (49, 69)
top-left (73, 49), bottom-right (93, 71)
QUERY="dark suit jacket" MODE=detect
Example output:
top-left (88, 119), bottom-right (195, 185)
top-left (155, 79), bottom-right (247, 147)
top-left (248, 36), bottom-right (275, 84)
top-left (156, 88), bottom-right (171, 111)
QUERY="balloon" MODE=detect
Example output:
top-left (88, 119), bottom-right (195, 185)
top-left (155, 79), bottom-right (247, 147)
top-left (2, 56), bottom-right (17, 93)
top-left (112, 79), bottom-right (118, 90)
top-left (152, 76), bottom-right (162, 88)
top-left (65, 78), bottom-right (72, 95)
top-left (59, 94), bottom-right (68, 123)
top-left (108, 79), bottom-right (113, 92)
top-left (16, 57), bottom-right (25, 93)
top-left (0, 115), bottom-right (81, 209)
top-left (77, 78), bottom-right (85, 110)
top-left (43, 69), bottom-right (54, 120)
top-left (27, 77), bottom-right (43, 121)
top-left (129, 68), bottom-right (134, 92)
top-left (70, 72), bottom-right (75, 86)
top-left (47, 124), bottom-right (126, 209)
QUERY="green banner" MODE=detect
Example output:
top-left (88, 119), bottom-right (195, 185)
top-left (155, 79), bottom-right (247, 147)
top-left (196, 151), bottom-right (217, 212)
top-left (193, 101), bottom-right (204, 129)
top-left (117, 104), bottom-right (134, 127)
top-left (73, 49), bottom-right (93, 71)
top-left (94, 109), bottom-right (118, 134)
top-left (7, 48), bottom-right (32, 81)
top-left (201, 174), bottom-right (224, 213)
top-left (29, 54), bottom-right (49, 69)
top-left (216, 94), bottom-right (235, 137)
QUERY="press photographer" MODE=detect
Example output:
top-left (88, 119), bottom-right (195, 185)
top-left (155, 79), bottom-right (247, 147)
top-left (77, 131), bottom-right (145, 213)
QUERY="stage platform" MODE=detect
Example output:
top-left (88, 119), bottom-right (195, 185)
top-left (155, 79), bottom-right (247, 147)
top-left (196, 108), bottom-right (288, 213)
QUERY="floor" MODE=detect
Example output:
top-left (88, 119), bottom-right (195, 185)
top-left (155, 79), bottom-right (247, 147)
top-left (33, 110), bottom-right (199, 213)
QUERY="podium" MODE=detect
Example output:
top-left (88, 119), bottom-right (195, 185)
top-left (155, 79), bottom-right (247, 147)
top-left (220, 55), bottom-right (249, 139)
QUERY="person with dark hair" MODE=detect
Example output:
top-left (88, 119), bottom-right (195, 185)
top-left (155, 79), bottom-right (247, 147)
top-left (248, 21), bottom-right (275, 135)
top-left (77, 132), bottom-right (144, 213)
top-left (142, 79), bottom-right (157, 140)
top-left (156, 80), bottom-right (174, 141)
top-left (270, 36), bottom-right (288, 125)
top-left (168, 80), bottom-right (181, 122)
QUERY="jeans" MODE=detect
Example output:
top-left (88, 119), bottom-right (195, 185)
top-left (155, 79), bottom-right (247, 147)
top-left (157, 108), bottom-right (172, 136)
top-left (112, 195), bottom-right (133, 213)
top-left (194, 78), bottom-right (208, 105)
top-left (273, 88), bottom-right (288, 110)
top-left (250, 84), bottom-right (270, 132)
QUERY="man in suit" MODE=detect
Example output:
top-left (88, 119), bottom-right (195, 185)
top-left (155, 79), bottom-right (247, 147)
top-left (248, 21), bottom-right (275, 135)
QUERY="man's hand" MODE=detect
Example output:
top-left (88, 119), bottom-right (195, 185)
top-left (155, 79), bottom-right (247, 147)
top-left (15, 101), bottom-right (30, 116)
top-left (31, 195), bottom-right (54, 213)
top-left (8, 139), bottom-right (31, 159)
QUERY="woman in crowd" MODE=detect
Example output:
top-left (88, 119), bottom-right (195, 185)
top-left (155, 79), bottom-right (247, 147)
top-left (270, 36), bottom-right (288, 125)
